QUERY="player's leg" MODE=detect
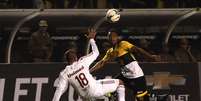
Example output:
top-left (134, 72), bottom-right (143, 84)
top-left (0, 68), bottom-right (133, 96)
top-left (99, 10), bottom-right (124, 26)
top-left (116, 74), bottom-right (150, 101)
top-left (97, 79), bottom-right (125, 101)
top-left (117, 80), bottom-right (125, 101)
top-left (52, 76), bottom-right (68, 101)
top-left (127, 76), bottom-right (150, 101)
top-left (134, 76), bottom-right (150, 101)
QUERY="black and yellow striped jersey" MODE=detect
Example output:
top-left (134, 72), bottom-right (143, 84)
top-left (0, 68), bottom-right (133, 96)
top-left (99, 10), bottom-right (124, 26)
top-left (103, 41), bottom-right (136, 65)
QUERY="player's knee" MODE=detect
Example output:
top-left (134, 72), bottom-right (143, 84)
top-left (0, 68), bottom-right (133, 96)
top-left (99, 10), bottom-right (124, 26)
top-left (136, 91), bottom-right (150, 101)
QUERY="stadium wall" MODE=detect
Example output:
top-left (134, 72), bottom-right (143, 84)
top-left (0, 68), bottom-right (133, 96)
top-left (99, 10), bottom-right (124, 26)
top-left (0, 63), bottom-right (200, 101)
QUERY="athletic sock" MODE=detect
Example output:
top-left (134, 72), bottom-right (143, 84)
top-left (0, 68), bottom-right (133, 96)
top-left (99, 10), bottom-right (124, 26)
top-left (117, 85), bottom-right (125, 101)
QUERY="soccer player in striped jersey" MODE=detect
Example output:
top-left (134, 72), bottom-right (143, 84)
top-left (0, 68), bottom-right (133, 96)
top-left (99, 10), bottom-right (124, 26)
top-left (52, 28), bottom-right (125, 101)
top-left (90, 29), bottom-right (160, 101)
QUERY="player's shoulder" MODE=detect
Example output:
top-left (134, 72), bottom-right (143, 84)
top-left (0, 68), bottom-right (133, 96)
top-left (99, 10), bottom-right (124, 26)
top-left (78, 57), bottom-right (87, 66)
top-left (60, 65), bottom-right (71, 76)
top-left (120, 40), bottom-right (134, 45)
top-left (64, 65), bottom-right (72, 71)
top-left (119, 40), bottom-right (135, 49)
top-left (120, 40), bottom-right (131, 44)
top-left (65, 65), bottom-right (71, 68)
top-left (78, 55), bottom-right (86, 62)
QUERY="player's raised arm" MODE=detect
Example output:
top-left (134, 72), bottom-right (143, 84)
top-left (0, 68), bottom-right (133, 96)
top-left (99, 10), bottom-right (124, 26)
top-left (88, 28), bottom-right (99, 59)
top-left (90, 48), bottom-right (112, 73)
top-left (81, 28), bottom-right (99, 68)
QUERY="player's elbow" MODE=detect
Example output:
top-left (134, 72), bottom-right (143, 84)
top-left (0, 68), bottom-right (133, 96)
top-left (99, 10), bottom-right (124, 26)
top-left (91, 52), bottom-right (99, 61)
top-left (95, 51), bottom-right (99, 59)
top-left (96, 50), bottom-right (100, 56)
top-left (94, 49), bottom-right (100, 58)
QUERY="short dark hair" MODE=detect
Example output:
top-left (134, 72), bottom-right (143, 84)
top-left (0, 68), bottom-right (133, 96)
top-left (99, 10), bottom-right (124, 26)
top-left (107, 28), bottom-right (120, 37)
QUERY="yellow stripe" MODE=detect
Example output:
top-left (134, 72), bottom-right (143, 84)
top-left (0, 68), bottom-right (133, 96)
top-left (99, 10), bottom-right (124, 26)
top-left (136, 91), bottom-right (148, 98)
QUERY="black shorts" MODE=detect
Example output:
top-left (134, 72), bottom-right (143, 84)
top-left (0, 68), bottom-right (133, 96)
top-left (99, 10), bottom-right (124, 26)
top-left (116, 74), bottom-right (148, 95)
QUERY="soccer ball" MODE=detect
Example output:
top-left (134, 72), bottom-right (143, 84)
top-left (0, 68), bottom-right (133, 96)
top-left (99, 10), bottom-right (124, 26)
top-left (106, 9), bottom-right (120, 23)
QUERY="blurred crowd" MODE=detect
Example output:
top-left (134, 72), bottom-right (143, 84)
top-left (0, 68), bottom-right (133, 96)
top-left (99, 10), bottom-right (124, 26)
top-left (0, 0), bottom-right (200, 9)
top-left (0, 20), bottom-right (200, 63)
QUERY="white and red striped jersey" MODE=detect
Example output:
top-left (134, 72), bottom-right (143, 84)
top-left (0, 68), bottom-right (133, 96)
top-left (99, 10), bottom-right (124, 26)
top-left (60, 39), bottom-right (99, 97)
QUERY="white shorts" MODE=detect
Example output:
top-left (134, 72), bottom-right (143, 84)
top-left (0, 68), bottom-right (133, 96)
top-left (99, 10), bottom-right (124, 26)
top-left (88, 79), bottom-right (119, 98)
top-left (122, 61), bottom-right (144, 78)
top-left (55, 76), bottom-right (119, 99)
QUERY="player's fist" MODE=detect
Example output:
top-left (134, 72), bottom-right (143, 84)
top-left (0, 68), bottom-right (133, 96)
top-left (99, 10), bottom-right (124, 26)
top-left (87, 28), bottom-right (96, 39)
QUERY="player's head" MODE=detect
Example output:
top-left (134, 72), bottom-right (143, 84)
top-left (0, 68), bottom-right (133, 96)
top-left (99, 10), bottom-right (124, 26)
top-left (179, 38), bottom-right (189, 49)
top-left (108, 28), bottom-right (120, 45)
top-left (64, 49), bottom-right (77, 64)
top-left (38, 20), bottom-right (48, 32)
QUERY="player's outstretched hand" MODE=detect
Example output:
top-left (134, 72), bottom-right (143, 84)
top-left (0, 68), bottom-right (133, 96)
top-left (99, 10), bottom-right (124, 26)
top-left (87, 28), bottom-right (96, 39)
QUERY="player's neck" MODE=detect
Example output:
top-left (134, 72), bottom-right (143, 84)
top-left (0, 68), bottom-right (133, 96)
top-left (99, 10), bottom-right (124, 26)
top-left (68, 59), bottom-right (77, 65)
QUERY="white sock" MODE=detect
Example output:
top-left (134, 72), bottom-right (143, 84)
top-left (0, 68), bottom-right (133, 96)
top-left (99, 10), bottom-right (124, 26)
top-left (117, 85), bottom-right (125, 101)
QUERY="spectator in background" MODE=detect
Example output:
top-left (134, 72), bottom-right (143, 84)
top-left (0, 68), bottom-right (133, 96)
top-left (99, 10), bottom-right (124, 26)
top-left (136, 38), bottom-right (155, 62)
top-left (139, 39), bottom-right (154, 53)
top-left (29, 20), bottom-right (53, 62)
top-left (174, 38), bottom-right (196, 62)
top-left (159, 44), bottom-right (176, 62)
